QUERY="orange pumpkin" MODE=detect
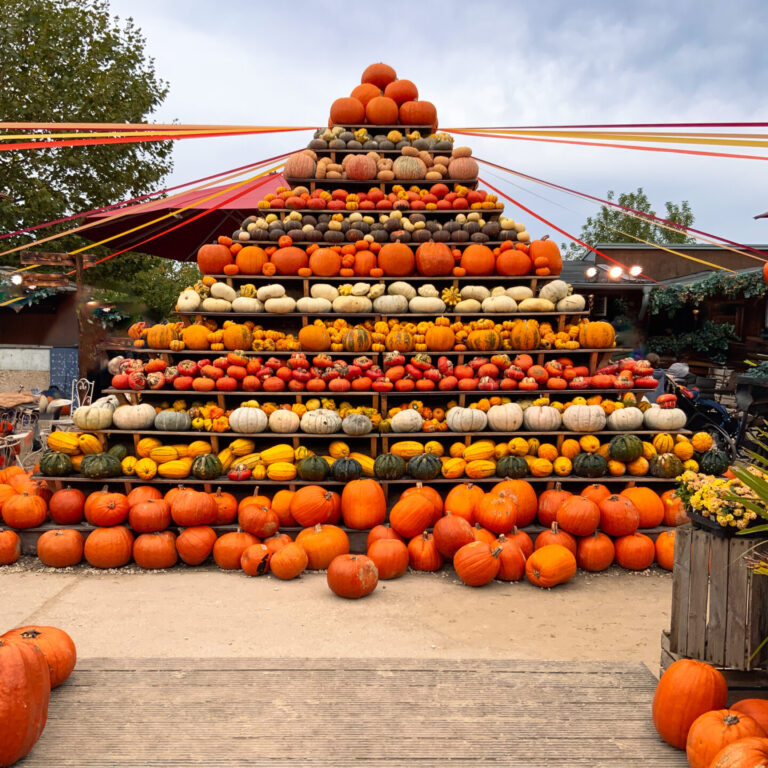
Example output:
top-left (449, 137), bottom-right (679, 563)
top-left (460, 244), bottom-right (495, 275)
top-left (378, 242), bottom-right (415, 276)
top-left (496, 248), bottom-right (532, 276)
top-left (620, 486), bottom-right (664, 528)
top-left (686, 710), bottom-right (767, 768)
top-left (196, 243), bottom-right (233, 274)
top-left (329, 97), bottom-right (365, 125)
top-left (360, 62), bottom-right (397, 89)
top-left (366, 96), bottom-right (399, 125)
top-left (528, 236), bottom-right (563, 275)
top-left (662, 489), bottom-right (689, 526)
top-left (383, 79), bottom-right (418, 105)
top-left (270, 246), bottom-right (308, 275)
top-left (414, 242), bottom-right (454, 276)
top-left (353, 249), bottom-right (377, 276)
top-left (399, 100), bottom-right (437, 129)
top-left (309, 248), bottom-right (342, 276)
top-left (350, 82), bottom-right (382, 107)
top-left (235, 246), bottom-right (268, 275)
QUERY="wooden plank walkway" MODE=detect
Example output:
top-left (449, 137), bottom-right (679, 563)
top-left (26, 658), bottom-right (686, 767)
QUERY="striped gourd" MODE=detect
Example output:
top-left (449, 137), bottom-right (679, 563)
top-left (266, 462), bottom-right (297, 481)
top-left (441, 457), bottom-right (466, 479)
top-left (652, 433), bottom-right (675, 454)
top-left (229, 438), bottom-right (255, 457)
top-left (217, 448), bottom-right (235, 472)
top-left (259, 444), bottom-right (295, 466)
top-left (642, 441), bottom-right (657, 460)
top-left (121, 456), bottom-right (137, 475)
top-left (47, 431), bottom-right (80, 455)
top-left (77, 433), bottom-right (104, 455)
top-left (463, 441), bottom-right (496, 462)
top-left (150, 446), bottom-right (181, 464)
top-left (157, 457), bottom-right (193, 478)
top-left (235, 453), bottom-right (265, 470)
top-left (349, 452), bottom-right (375, 477)
top-left (251, 464), bottom-right (267, 480)
top-left (137, 437), bottom-right (162, 458)
top-left (390, 441), bottom-right (424, 459)
top-left (329, 441), bottom-right (350, 459)
top-left (465, 459), bottom-right (496, 479)
top-left (135, 458), bottom-right (158, 480)
top-left (70, 454), bottom-right (85, 472)
top-left (424, 441), bottom-right (444, 457)
top-left (171, 444), bottom-right (190, 458)
top-left (187, 440), bottom-right (213, 457)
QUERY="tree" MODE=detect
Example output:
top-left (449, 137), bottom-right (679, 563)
top-left (563, 188), bottom-right (695, 260)
top-left (0, 0), bottom-right (179, 316)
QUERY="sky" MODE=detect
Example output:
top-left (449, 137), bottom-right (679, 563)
top-left (107, 0), bottom-right (768, 247)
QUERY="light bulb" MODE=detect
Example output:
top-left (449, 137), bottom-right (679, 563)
top-left (629, 265), bottom-right (642, 277)
top-left (10, 274), bottom-right (22, 285)
top-left (608, 266), bottom-right (623, 279)
top-left (585, 267), bottom-right (597, 278)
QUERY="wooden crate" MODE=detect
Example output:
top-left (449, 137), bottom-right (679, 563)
top-left (666, 524), bottom-right (768, 672)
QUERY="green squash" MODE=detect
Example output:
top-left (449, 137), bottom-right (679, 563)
top-left (80, 452), bottom-right (121, 479)
top-left (699, 448), bottom-right (730, 476)
top-left (107, 443), bottom-right (130, 461)
top-left (650, 452), bottom-right (685, 479)
top-left (407, 452), bottom-right (441, 480)
top-left (572, 453), bottom-right (608, 478)
top-left (154, 409), bottom-right (192, 432)
top-left (39, 450), bottom-right (73, 477)
top-left (609, 434), bottom-right (643, 463)
top-left (191, 454), bottom-right (223, 480)
top-left (332, 457), bottom-right (362, 482)
top-left (374, 453), bottom-right (406, 480)
top-left (297, 455), bottom-right (329, 481)
top-left (495, 455), bottom-right (528, 479)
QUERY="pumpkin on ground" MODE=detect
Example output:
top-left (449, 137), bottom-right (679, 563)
top-left (731, 699), bottom-right (768, 733)
top-left (327, 554), bottom-right (379, 598)
top-left (296, 524), bottom-right (349, 570)
top-left (686, 709), bottom-right (766, 768)
top-left (1, 625), bottom-right (77, 688)
top-left (453, 541), bottom-right (501, 587)
top-left (525, 544), bottom-right (577, 588)
top-left (0, 529), bottom-right (21, 565)
top-left (652, 659), bottom-right (728, 749)
top-left (708, 737), bottom-right (768, 767)
top-left (367, 538), bottom-right (409, 579)
top-left (36, 529), bottom-right (84, 568)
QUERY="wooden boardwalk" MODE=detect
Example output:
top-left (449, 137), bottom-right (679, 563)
top-left (26, 658), bottom-right (685, 767)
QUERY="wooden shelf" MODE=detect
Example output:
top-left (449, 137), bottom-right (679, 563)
top-left (384, 388), bottom-right (655, 397)
top-left (196, 274), bottom-right (560, 283)
top-left (103, 388), bottom-right (380, 398)
top-left (330, 123), bottom-right (437, 132)
top-left (239, 240), bottom-right (509, 248)
top-left (34, 474), bottom-right (680, 487)
top-left (251, 207), bottom-right (504, 216)
top-left (286, 177), bottom-right (479, 188)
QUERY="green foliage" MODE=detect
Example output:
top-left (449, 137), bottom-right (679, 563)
top-left (564, 188), bottom-right (695, 260)
top-left (646, 320), bottom-right (738, 364)
top-left (0, 0), bottom-right (175, 313)
top-left (650, 270), bottom-right (768, 317)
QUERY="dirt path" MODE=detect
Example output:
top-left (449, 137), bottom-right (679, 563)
top-left (2, 557), bottom-right (672, 673)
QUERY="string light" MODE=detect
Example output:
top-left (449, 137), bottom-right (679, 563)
top-left (608, 266), bottom-right (623, 279)
top-left (585, 266), bottom-right (598, 278)
top-left (629, 265), bottom-right (643, 276)
top-left (10, 274), bottom-right (22, 285)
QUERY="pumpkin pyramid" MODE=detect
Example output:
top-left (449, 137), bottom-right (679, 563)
top-left (196, 62), bottom-right (563, 279)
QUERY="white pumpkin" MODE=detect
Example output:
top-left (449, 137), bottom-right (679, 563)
top-left (487, 403), bottom-right (524, 432)
top-left (256, 284), bottom-right (286, 302)
top-left (556, 294), bottom-right (586, 312)
top-left (481, 295), bottom-right (518, 313)
top-left (388, 281), bottom-right (417, 300)
top-left (390, 409), bottom-right (423, 433)
top-left (210, 282), bottom-right (237, 303)
top-left (561, 404), bottom-right (606, 433)
top-left (332, 296), bottom-right (373, 313)
top-left (265, 296), bottom-right (297, 314)
top-left (342, 413), bottom-right (372, 436)
top-left (522, 405), bottom-right (562, 432)
top-left (368, 283), bottom-right (385, 299)
top-left (507, 286), bottom-right (534, 302)
top-left (310, 284), bottom-right (339, 301)
top-left (417, 284), bottom-right (440, 298)
top-left (460, 285), bottom-right (490, 302)
top-left (201, 297), bottom-right (232, 312)
top-left (373, 294), bottom-right (408, 314)
top-left (538, 280), bottom-right (570, 304)
top-left (107, 357), bottom-right (124, 376)
top-left (517, 298), bottom-right (555, 312)
top-left (268, 409), bottom-right (300, 434)
top-left (72, 402), bottom-right (115, 430)
top-left (409, 297), bottom-right (446, 313)
top-left (606, 407), bottom-right (644, 431)
top-left (228, 407), bottom-right (268, 433)
top-left (176, 289), bottom-right (201, 312)
top-left (454, 298), bottom-right (482, 313)
top-left (232, 297), bottom-right (264, 313)
top-left (445, 406), bottom-right (488, 433)
top-left (296, 297), bottom-right (332, 313)
top-left (300, 409), bottom-right (342, 434)
top-left (351, 282), bottom-right (371, 296)
top-left (490, 286), bottom-right (507, 297)
top-left (112, 403), bottom-right (157, 430)
top-left (643, 406), bottom-right (687, 431)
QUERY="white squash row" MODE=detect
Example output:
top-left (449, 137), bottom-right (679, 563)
top-left (176, 278), bottom-right (586, 314)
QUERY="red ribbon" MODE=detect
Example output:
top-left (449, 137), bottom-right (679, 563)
top-left (479, 177), bottom-right (659, 283)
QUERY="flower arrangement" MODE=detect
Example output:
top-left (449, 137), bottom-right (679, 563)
top-left (676, 470), bottom-right (763, 530)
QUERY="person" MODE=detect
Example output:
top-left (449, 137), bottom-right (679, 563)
top-left (645, 353), bottom-right (665, 403)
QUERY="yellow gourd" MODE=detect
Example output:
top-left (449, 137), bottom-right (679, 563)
top-left (217, 447), bottom-right (235, 472)
top-left (329, 441), bottom-right (350, 459)
top-left (691, 432), bottom-right (714, 452)
top-left (441, 457), bottom-right (467, 479)
top-left (266, 461), bottom-right (297, 481)
top-left (449, 442), bottom-right (466, 459)
top-left (608, 459), bottom-right (626, 476)
top-left (508, 437), bottom-right (529, 456)
top-left (494, 443), bottom-right (510, 460)
top-left (137, 437), bottom-right (162, 458)
top-left (627, 457), bottom-right (649, 476)
top-left (537, 443), bottom-right (559, 462)
top-left (251, 464), bottom-right (267, 480)
top-left (187, 440), bottom-right (213, 457)
top-left (171, 444), bottom-right (190, 458)
top-left (560, 439), bottom-right (581, 459)
top-left (70, 454), bottom-right (85, 472)
top-left (157, 457), bottom-right (193, 478)
top-left (424, 441), bottom-right (445, 458)
top-left (465, 459), bottom-right (496, 479)
top-left (642, 442), bottom-right (657, 460)
top-left (135, 457), bottom-right (158, 481)
top-left (673, 442), bottom-right (694, 461)
top-left (236, 453), bottom-right (265, 470)
top-left (390, 441), bottom-right (425, 459)
top-left (526, 438), bottom-right (540, 456)
top-left (579, 435), bottom-right (600, 454)
top-left (463, 440), bottom-right (496, 462)
top-left (349, 452), bottom-right (375, 477)
top-left (652, 433), bottom-right (675, 454)
top-left (121, 456), bottom-right (137, 476)
top-left (259, 444), bottom-right (295, 465)
top-left (47, 431), bottom-right (80, 455)
top-left (529, 458), bottom-right (553, 477)
top-left (77, 433), bottom-right (103, 455)
top-left (228, 439), bottom-right (254, 457)
top-left (553, 456), bottom-right (572, 476)
top-left (597, 444), bottom-right (611, 460)
top-left (150, 446), bottom-right (180, 464)
top-left (683, 459), bottom-right (699, 472)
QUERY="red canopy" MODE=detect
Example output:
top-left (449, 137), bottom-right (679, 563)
top-left (82, 172), bottom-right (287, 262)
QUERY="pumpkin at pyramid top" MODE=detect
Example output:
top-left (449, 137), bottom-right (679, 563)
top-left (329, 62), bottom-right (438, 130)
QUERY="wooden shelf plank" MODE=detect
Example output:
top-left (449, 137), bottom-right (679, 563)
top-left (195, 274), bottom-right (560, 283)
top-left (285, 176), bottom-right (478, 187)
top-left (172, 310), bottom-right (592, 319)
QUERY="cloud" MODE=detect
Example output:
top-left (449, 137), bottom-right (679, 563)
top-left (108, 0), bottom-right (768, 244)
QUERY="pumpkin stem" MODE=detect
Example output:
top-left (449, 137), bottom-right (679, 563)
top-left (314, 523), bottom-right (323, 532)
top-left (492, 547), bottom-right (503, 558)
top-left (422, 531), bottom-right (430, 541)
top-left (20, 630), bottom-right (41, 639)
top-left (540, 234), bottom-right (550, 242)
top-left (497, 534), bottom-right (507, 543)
top-left (723, 714), bottom-right (741, 726)
top-left (551, 521), bottom-right (560, 533)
